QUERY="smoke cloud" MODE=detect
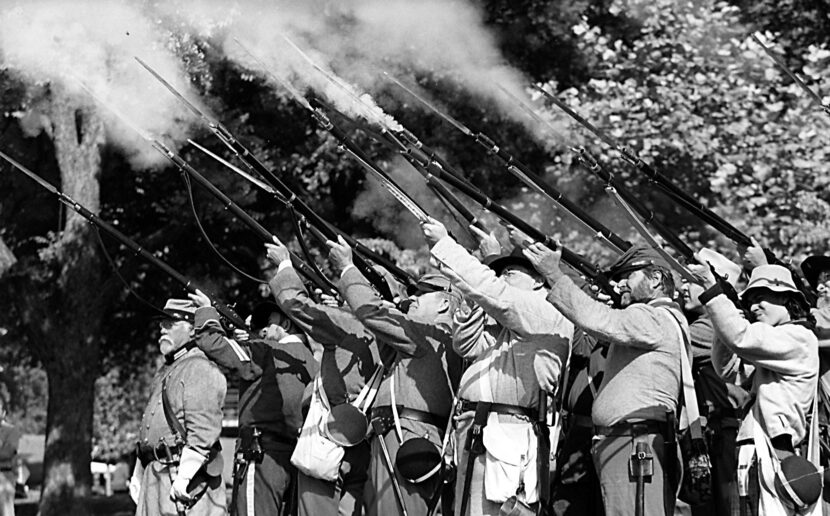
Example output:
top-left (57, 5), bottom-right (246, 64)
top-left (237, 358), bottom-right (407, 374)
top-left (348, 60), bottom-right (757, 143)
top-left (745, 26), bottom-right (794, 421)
top-left (1, 0), bottom-right (548, 165)
top-left (0, 0), bottom-right (199, 168)
top-left (152, 0), bottom-right (541, 136)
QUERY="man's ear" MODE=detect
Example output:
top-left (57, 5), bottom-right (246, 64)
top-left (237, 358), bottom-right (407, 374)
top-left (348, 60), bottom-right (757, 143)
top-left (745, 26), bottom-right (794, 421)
top-left (436, 296), bottom-right (450, 314)
top-left (650, 270), bottom-right (665, 291)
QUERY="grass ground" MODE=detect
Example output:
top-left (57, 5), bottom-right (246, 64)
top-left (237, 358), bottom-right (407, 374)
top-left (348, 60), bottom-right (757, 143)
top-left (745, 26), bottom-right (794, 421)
top-left (14, 490), bottom-right (135, 516)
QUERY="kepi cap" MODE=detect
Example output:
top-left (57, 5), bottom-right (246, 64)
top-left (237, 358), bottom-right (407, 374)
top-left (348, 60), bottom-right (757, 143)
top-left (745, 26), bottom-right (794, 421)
top-left (372, 264), bottom-right (409, 301)
top-left (607, 244), bottom-right (671, 281)
top-left (161, 299), bottom-right (197, 323)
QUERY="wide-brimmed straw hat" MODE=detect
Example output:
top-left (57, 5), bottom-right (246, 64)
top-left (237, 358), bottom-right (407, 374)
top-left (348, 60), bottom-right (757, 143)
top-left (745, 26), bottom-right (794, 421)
top-left (740, 264), bottom-right (808, 308)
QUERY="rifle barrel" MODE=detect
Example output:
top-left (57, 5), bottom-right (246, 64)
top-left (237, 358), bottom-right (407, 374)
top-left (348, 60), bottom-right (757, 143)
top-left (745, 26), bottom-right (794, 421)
top-left (136, 52), bottom-right (415, 297)
top-left (0, 151), bottom-right (248, 328)
top-left (572, 148), bottom-right (695, 259)
top-left (539, 88), bottom-right (753, 247)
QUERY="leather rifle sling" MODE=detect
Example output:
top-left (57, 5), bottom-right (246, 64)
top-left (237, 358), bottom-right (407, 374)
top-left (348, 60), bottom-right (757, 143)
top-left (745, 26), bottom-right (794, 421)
top-left (459, 402), bottom-right (491, 516)
top-left (374, 354), bottom-right (409, 516)
top-left (537, 390), bottom-right (551, 515)
top-left (372, 416), bottom-right (409, 516)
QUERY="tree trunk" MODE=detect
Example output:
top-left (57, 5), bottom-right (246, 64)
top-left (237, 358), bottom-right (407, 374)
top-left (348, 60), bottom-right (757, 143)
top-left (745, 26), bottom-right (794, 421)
top-left (36, 84), bottom-right (105, 516)
top-left (0, 237), bottom-right (15, 275)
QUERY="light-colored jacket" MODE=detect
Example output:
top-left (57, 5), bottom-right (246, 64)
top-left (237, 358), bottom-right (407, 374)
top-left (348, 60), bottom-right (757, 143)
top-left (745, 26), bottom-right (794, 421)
top-left (431, 236), bottom-right (573, 408)
top-left (546, 275), bottom-right (687, 427)
top-left (708, 295), bottom-right (818, 446)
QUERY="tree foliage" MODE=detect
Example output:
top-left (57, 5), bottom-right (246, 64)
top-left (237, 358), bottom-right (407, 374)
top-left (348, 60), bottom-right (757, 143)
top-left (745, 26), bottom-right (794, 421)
top-left (0, 0), bottom-right (828, 501)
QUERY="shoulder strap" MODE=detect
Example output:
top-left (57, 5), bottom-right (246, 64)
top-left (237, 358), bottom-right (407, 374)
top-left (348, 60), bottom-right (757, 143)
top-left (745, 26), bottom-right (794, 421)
top-left (353, 364), bottom-right (385, 413)
top-left (662, 308), bottom-right (704, 440)
top-left (806, 388), bottom-right (820, 466)
top-left (162, 374), bottom-right (188, 442)
top-left (160, 353), bottom-right (208, 442)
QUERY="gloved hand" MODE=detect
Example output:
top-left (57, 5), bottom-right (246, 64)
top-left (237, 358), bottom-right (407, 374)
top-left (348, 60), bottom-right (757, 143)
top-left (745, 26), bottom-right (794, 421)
top-left (129, 461), bottom-right (144, 504)
top-left (169, 447), bottom-right (205, 504)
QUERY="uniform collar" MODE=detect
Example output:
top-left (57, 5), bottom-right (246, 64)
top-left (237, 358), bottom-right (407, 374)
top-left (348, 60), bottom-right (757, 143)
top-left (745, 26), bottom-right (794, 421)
top-left (164, 341), bottom-right (196, 365)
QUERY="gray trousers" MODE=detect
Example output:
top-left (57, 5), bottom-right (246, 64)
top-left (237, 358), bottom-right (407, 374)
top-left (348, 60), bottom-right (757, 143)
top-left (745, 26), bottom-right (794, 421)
top-left (365, 419), bottom-right (441, 516)
top-left (297, 440), bottom-right (370, 516)
top-left (591, 431), bottom-right (676, 516)
top-left (233, 450), bottom-right (292, 516)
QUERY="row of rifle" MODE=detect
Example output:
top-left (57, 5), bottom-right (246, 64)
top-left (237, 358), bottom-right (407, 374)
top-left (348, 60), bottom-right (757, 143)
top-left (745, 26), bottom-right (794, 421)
top-left (1, 32), bottom-right (826, 325)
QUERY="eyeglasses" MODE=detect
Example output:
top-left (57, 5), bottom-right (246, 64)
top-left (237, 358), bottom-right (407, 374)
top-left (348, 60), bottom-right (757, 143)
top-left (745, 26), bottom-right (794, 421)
top-left (159, 318), bottom-right (189, 330)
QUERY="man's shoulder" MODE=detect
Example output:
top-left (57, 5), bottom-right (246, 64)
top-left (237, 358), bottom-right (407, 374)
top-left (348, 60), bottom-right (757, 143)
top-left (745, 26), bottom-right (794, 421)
top-left (172, 349), bottom-right (225, 379)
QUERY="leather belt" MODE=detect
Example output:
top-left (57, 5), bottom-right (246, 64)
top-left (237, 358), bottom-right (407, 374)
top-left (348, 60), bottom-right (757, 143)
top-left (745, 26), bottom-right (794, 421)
top-left (565, 412), bottom-right (593, 429)
top-left (137, 442), bottom-right (182, 467)
top-left (594, 420), bottom-right (668, 437)
top-left (458, 400), bottom-right (538, 420)
top-left (371, 405), bottom-right (448, 431)
top-left (257, 430), bottom-right (296, 451)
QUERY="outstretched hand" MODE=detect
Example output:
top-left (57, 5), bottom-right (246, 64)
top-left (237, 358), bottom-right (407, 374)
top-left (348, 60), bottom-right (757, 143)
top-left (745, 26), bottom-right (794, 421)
top-left (522, 242), bottom-right (562, 280)
top-left (469, 224), bottom-right (501, 258)
top-left (738, 236), bottom-right (767, 271)
top-left (265, 237), bottom-right (291, 265)
top-left (187, 289), bottom-right (212, 309)
top-left (421, 217), bottom-right (449, 246)
top-left (326, 235), bottom-right (354, 274)
top-left (686, 253), bottom-right (718, 289)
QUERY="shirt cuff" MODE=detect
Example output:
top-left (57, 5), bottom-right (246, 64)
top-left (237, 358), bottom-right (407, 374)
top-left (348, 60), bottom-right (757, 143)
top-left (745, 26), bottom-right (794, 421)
top-left (340, 264), bottom-right (357, 278)
top-left (277, 259), bottom-right (293, 273)
top-left (698, 283), bottom-right (724, 306)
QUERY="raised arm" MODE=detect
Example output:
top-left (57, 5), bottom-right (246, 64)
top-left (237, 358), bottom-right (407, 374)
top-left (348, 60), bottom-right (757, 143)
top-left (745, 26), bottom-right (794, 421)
top-left (547, 274), bottom-right (674, 349)
top-left (269, 258), bottom-right (373, 348)
top-left (431, 235), bottom-right (571, 338)
top-left (338, 266), bottom-right (432, 357)
top-left (452, 303), bottom-right (498, 358)
top-left (702, 291), bottom-right (814, 375)
top-left (193, 306), bottom-right (262, 381)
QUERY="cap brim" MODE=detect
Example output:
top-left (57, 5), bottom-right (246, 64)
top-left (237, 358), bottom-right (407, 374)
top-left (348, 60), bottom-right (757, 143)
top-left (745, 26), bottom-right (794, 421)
top-left (154, 309), bottom-right (194, 322)
top-left (608, 264), bottom-right (648, 282)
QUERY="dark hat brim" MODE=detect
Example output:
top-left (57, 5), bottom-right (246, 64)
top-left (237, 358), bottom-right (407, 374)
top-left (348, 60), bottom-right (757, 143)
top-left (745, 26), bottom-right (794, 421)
top-left (486, 254), bottom-right (536, 276)
top-left (801, 255), bottom-right (830, 289)
top-left (153, 309), bottom-right (194, 322)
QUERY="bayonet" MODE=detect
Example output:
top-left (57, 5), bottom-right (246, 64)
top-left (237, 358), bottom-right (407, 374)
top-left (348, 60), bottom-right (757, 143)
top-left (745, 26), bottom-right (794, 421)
top-left (751, 33), bottom-right (830, 117)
